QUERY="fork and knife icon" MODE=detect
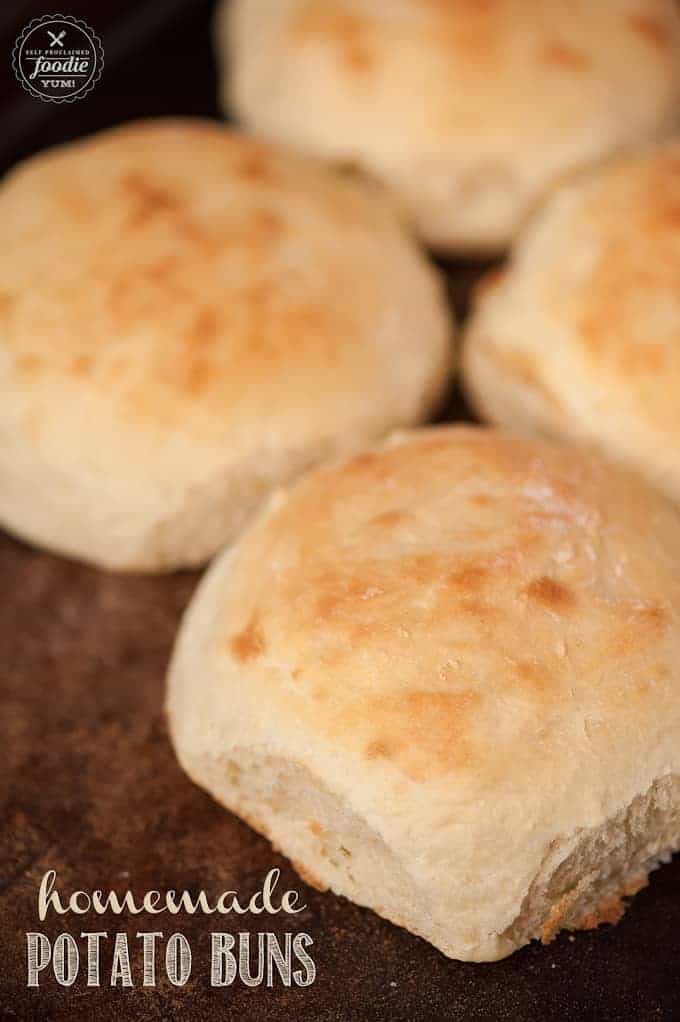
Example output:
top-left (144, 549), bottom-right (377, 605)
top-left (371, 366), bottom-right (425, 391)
top-left (47, 29), bottom-right (66, 47)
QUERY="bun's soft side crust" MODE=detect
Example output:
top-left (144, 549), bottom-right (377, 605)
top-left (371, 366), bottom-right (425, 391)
top-left (167, 426), bottom-right (680, 961)
top-left (221, 0), bottom-right (680, 252)
top-left (0, 119), bottom-right (452, 571)
top-left (463, 141), bottom-right (680, 507)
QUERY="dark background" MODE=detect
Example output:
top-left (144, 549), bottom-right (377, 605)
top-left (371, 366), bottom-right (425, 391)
top-left (1, 3), bottom-right (679, 1020)
top-left (1, 0), bottom-right (219, 174)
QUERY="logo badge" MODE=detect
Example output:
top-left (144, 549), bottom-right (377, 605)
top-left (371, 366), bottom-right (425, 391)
top-left (13, 15), bottom-right (104, 104)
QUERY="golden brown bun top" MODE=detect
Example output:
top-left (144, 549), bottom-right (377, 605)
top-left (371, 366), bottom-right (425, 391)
top-left (225, 0), bottom-right (680, 249)
top-left (228, 0), bottom-right (680, 160)
top-left (167, 425), bottom-right (680, 961)
top-left (288, 0), bottom-right (680, 79)
top-left (0, 118), bottom-right (449, 474)
top-left (461, 140), bottom-right (680, 508)
top-left (219, 426), bottom-right (680, 789)
top-left (547, 142), bottom-right (680, 436)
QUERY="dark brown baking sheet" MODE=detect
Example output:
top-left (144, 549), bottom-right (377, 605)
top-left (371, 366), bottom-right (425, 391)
top-left (1, 3), bottom-right (680, 1020)
top-left (2, 533), bottom-right (680, 1022)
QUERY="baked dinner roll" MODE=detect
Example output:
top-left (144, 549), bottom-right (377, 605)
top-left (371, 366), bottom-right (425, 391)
top-left (0, 119), bottom-right (452, 572)
top-left (463, 141), bottom-right (680, 507)
top-left (167, 426), bottom-right (680, 961)
top-left (220, 0), bottom-right (680, 252)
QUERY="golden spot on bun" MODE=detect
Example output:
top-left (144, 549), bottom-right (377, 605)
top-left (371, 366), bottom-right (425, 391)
top-left (121, 172), bottom-right (184, 226)
top-left (235, 148), bottom-right (277, 183)
top-left (525, 576), bottom-right (575, 612)
top-left (608, 603), bottom-right (669, 658)
top-left (447, 563), bottom-right (492, 592)
top-left (627, 11), bottom-right (671, 49)
top-left (364, 738), bottom-right (395, 761)
top-left (368, 510), bottom-right (411, 530)
top-left (468, 493), bottom-right (496, 508)
top-left (16, 354), bottom-right (43, 376)
top-left (70, 355), bottom-right (93, 377)
top-left (229, 616), bottom-right (266, 663)
top-left (360, 689), bottom-right (482, 782)
top-left (543, 41), bottom-right (590, 70)
top-left (183, 307), bottom-right (219, 348)
top-left (250, 208), bottom-right (287, 238)
top-left (292, 3), bottom-right (375, 72)
top-left (0, 290), bottom-right (16, 322)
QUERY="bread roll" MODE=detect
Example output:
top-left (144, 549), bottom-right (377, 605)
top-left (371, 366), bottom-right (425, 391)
top-left (0, 119), bottom-right (452, 571)
top-left (167, 426), bottom-right (680, 961)
top-left (220, 0), bottom-right (680, 252)
top-left (463, 141), bottom-right (680, 508)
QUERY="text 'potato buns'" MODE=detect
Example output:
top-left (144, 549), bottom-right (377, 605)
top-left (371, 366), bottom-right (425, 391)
top-left (220, 0), bottom-right (680, 253)
top-left (463, 141), bottom-right (680, 508)
top-left (0, 119), bottom-right (452, 572)
top-left (167, 426), bottom-right (680, 961)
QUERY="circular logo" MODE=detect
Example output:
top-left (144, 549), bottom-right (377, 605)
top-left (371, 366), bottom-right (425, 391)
top-left (12, 14), bottom-right (104, 104)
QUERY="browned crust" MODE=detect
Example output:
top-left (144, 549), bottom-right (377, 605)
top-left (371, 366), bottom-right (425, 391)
top-left (540, 873), bottom-right (649, 944)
